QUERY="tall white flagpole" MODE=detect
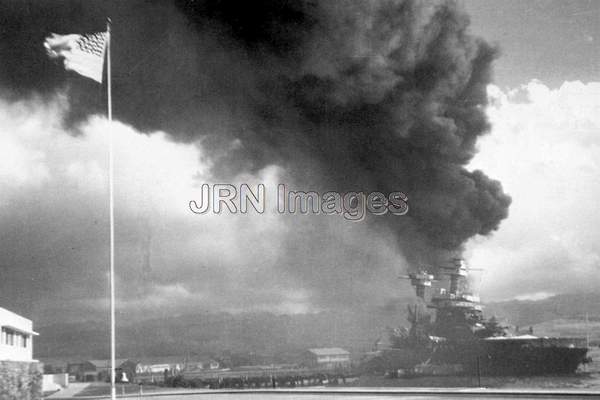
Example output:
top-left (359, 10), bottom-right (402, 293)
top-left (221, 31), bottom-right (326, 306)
top-left (106, 17), bottom-right (117, 400)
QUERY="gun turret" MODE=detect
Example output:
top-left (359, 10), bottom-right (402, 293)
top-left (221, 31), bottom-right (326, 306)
top-left (399, 269), bottom-right (435, 299)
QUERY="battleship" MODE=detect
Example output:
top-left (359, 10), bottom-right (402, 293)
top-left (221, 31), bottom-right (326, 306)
top-left (371, 259), bottom-right (590, 376)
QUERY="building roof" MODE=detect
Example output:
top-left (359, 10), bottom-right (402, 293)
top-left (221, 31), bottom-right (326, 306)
top-left (0, 307), bottom-right (36, 334)
top-left (484, 334), bottom-right (539, 340)
top-left (136, 356), bottom-right (185, 365)
top-left (307, 347), bottom-right (350, 356)
top-left (1, 324), bottom-right (39, 336)
top-left (136, 355), bottom-right (218, 366)
top-left (87, 359), bottom-right (131, 368)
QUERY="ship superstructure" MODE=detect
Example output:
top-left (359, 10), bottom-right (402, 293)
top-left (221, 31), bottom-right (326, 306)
top-left (388, 259), bottom-right (590, 376)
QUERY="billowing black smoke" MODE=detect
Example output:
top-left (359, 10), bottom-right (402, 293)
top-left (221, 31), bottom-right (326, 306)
top-left (0, 0), bottom-right (510, 306)
top-left (169, 0), bottom-right (512, 262)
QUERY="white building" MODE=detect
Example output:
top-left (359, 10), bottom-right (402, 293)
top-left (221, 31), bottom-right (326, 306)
top-left (0, 307), bottom-right (38, 361)
top-left (304, 348), bottom-right (351, 369)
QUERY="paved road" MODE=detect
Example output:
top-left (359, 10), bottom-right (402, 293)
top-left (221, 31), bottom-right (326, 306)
top-left (46, 383), bottom-right (90, 398)
top-left (51, 387), bottom-right (600, 400)
top-left (114, 394), bottom-right (599, 400)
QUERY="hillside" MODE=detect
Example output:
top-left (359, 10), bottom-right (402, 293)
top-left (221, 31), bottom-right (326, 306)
top-left (485, 292), bottom-right (600, 327)
top-left (35, 307), bottom-right (409, 361)
top-left (35, 291), bottom-right (600, 362)
top-left (485, 292), bottom-right (599, 343)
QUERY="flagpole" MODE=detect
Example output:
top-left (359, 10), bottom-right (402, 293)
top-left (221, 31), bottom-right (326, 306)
top-left (106, 17), bottom-right (117, 400)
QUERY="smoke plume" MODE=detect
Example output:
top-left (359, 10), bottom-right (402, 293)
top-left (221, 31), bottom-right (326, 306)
top-left (169, 0), bottom-right (512, 265)
top-left (0, 0), bottom-right (510, 311)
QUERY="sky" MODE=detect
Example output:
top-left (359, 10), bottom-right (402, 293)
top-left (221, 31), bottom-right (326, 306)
top-left (463, 0), bottom-right (600, 88)
top-left (462, 0), bottom-right (600, 300)
top-left (0, 0), bottom-right (598, 324)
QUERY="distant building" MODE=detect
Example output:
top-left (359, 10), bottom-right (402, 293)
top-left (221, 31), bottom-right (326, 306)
top-left (134, 356), bottom-right (220, 383)
top-left (41, 359), bottom-right (67, 374)
top-left (135, 356), bottom-right (183, 383)
top-left (304, 348), bottom-right (350, 369)
top-left (0, 307), bottom-right (38, 362)
top-left (185, 358), bottom-right (220, 371)
top-left (67, 359), bottom-right (136, 382)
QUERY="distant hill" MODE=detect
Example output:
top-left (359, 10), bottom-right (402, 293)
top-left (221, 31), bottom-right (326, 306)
top-left (528, 319), bottom-right (600, 343)
top-left (485, 292), bottom-right (599, 343)
top-left (35, 291), bottom-right (600, 363)
top-left (35, 307), bottom-right (409, 362)
top-left (485, 292), bottom-right (600, 328)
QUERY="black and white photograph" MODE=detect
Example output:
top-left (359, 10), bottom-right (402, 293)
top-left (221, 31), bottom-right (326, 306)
top-left (0, 1), bottom-right (599, 399)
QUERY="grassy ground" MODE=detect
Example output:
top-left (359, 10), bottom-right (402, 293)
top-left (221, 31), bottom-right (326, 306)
top-left (73, 382), bottom-right (182, 397)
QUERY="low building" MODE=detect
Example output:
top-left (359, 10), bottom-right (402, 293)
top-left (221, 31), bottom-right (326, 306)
top-left (185, 358), bottom-right (220, 371)
top-left (135, 356), bottom-right (183, 383)
top-left (0, 307), bottom-right (42, 399)
top-left (41, 358), bottom-right (68, 374)
top-left (0, 307), bottom-right (38, 362)
top-left (68, 359), bottom-right (136, 382)
top-left (135, 356), bottom-right (221, 383)
top-left (304, 348), bottom-right (350, 370)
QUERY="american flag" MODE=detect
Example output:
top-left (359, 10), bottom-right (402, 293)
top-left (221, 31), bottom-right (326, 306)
top-left (44, 31), bottom-right (108, 83)
top-left (77, 32), bottom-right (108, 57)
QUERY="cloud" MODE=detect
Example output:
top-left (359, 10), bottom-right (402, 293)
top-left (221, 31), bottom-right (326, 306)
top-left (1, 0), bottom-right (511, 272)
top-left (466, 80), bottom-right (600, 301)
top-left (1, 1), bottom-right (516, 325)
top-left (0, 97), bottom-right (59, 193)
top-left (0, 95), bottom-right (209, 320)
top-left (0, 94), bottom-right (412, 324)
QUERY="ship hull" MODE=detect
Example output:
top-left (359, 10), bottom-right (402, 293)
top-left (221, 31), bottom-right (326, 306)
top-left (477, 345), bottom-right (588, 375)
top-left (432, 338), bottom-right (589, 376)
